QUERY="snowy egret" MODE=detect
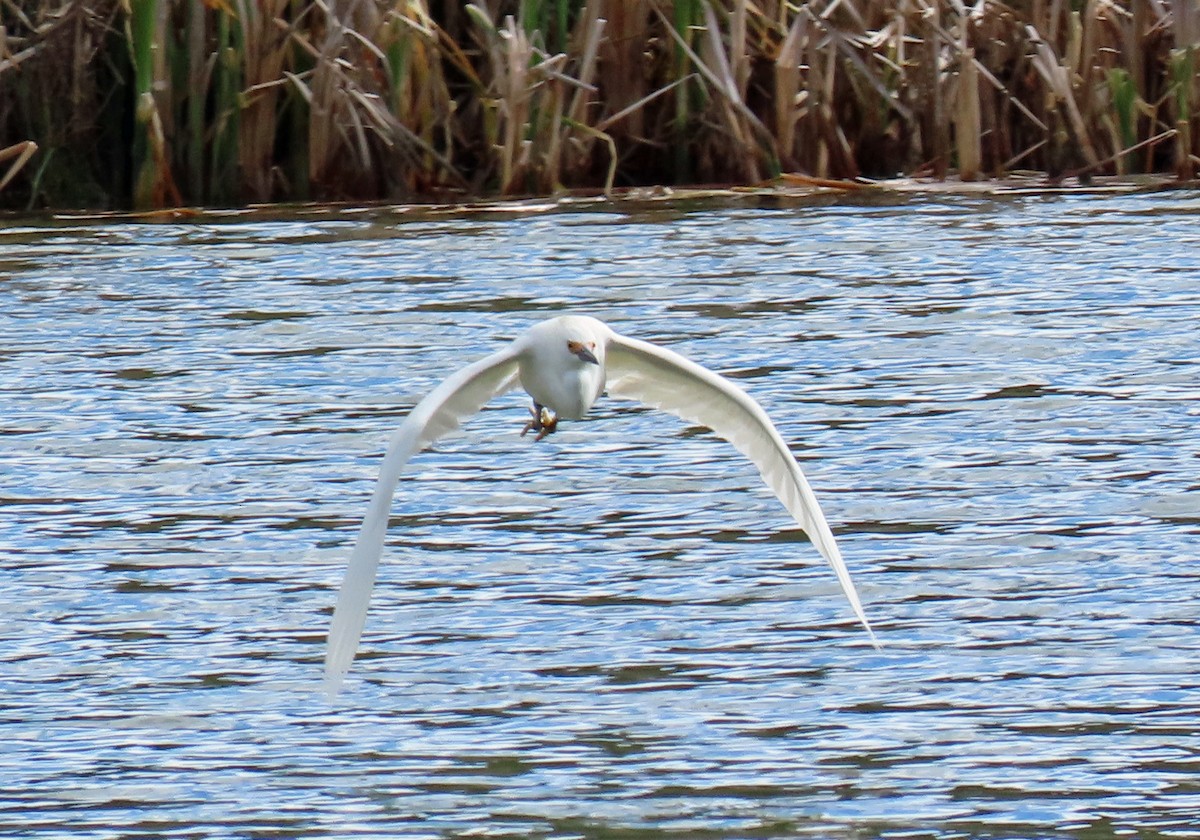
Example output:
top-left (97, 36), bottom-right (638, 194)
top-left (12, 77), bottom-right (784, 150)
top-left (325, 314), bottom-right (877, 689)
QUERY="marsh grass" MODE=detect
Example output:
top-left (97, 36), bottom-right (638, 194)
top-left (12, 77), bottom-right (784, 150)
top-left (1, 0), bottom-right (1198, 208)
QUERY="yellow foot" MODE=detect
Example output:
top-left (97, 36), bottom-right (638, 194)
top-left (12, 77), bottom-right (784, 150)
top-left (520, 406), bottom-right (558, 441)
top-left (533, 414), bottom-right (558, 441)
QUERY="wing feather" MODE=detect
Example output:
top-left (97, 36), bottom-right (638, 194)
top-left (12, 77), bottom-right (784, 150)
top-left (605, 332), bottom-right (877, 646)
top-left (324, 346), bottom-right (522, 690)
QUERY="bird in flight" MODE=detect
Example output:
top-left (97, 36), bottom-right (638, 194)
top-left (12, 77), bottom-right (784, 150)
top-left (325, 314), bottom-right (877, 690)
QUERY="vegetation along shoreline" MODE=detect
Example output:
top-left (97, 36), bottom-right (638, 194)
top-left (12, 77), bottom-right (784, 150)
top-left (2, 1), bottom-right (1199, 211)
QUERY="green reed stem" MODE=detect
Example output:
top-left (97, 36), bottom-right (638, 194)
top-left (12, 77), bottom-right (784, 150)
top-left (128, 0), bottom-right (157, 207)
top-left (672, 0), bottom-right (700, 182)
top-left (1107, 68), bottom-right (1137, 152)
top-left (209, 10), bottom-right (240, 205)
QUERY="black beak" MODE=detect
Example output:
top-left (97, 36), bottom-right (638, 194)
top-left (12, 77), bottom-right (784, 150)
top-left (575, 345), bottom-right (600, 365)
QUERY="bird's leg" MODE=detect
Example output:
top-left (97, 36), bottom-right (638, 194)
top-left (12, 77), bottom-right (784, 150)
top-left (520, 402), bottom-right (558, 441)
top-left (520, 403), bottom-right (541, 437)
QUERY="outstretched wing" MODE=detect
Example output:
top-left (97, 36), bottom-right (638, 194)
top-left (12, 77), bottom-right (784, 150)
top-left (604, 332), bottom-right (877, 647)
top-left (324, 347), bottom-right (522, 690)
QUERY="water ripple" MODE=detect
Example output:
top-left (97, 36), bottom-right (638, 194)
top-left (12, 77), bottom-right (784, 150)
top-left (2, 192), bottom-right (1199, 837)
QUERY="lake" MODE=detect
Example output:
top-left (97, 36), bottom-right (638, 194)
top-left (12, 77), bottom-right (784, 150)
top-left (2, 189), bottom-right (1198, 838)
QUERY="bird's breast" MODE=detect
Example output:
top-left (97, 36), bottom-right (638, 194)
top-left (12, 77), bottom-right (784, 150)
top-left (519, 359), bottom-right (605, 420)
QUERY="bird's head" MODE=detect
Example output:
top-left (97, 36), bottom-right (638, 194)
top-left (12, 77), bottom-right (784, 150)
top-left (567, 339), bottom-right (600, 365)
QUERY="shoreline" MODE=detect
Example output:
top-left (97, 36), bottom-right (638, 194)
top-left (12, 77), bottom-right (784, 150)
top-left (5, 173), bottom-right (1193, 225)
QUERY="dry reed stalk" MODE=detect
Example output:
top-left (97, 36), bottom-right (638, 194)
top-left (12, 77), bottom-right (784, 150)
top-left (915, 3), bottom-right (1048, 160)
top-left (826, 40), bottom-right (856, 179)
top-left (1062, 127), bottom-right (1179, 179)
top-left (307, 0), bottom-right (361, 193)
top-left (543, 77), bottom-right (566, 190)
top-left (594, 74), bottom-right (696, 137)
top-left (922, 2), bottom-right (948, 177)
top-left (233, 0), bottom-right (290, 202)
top-left (1170, 46), bottom-right (1196, 178)
top-left (802, 13), bottom-right (828, 178)
top-left (1026, 23), bottom-right (1101, 170)
top-left (1073, 3), bottom-right (1106, 164)
top-left (348, 0), bottom-right (446, 193)
top-left (0, 141), bottom-right (38, 192)
top-left (773, 10), bottom-right (808, 170)
top-left (185, 0), bottom-right (206, 200)
top-left (654, 1), bottom-right (776, 181)
top-left (955, 45), bottom-right (982, 180)
top-left (777, 171), bottom-right (877, 190)
top-left (566, 9), bottom-right (602, 127)
top-left (598, 0), bottom-right (648, 142)
top-left (562, 9), bottom-right (605, 182)
top-left (391, 3), bottom-right (459, 191)
top-left (1127, 0), bottom-right (1148, 135)
top-left (297, 0), bottom-right (444, 197)
top-left (699, 2), bottom-right (757, 181)
top-left (466, 4), bottom-right (602, 194)
top-left (468, 7), bottom-right (534, 192)
top-left (1176, 0), bottom-right (1200, 47)
top-left (728, 0), bottom-right (748, 103)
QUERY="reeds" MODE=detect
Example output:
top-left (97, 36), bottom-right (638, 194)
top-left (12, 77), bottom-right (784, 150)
top-left (0, 141), bottom-right (37, 192)
top-left (1, 0), bottom-right (1199, 208)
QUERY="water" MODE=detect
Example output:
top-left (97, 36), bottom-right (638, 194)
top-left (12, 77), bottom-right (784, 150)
top-left (1, 192), bottom-right (1198, 838)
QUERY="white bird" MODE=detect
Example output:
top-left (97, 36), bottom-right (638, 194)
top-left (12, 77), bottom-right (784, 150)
top-left (324, 314), bottom-right (877, 689)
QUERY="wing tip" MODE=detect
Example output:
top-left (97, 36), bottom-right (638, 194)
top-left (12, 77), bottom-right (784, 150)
top-left (323, 668), bottom-right (348, 698)
top-left (323, 625), bottom-right (358, 695)
top-left (323, 641), bottom-right (354, 696)
top-left (861, 621), bottom-right (882, 650)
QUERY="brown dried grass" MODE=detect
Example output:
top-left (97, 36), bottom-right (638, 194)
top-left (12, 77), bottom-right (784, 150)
top-left (0, 0), bottom-right (1198, 208)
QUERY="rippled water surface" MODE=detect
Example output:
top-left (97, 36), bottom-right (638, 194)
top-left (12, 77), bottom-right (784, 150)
top-left (2, 192), bottom-right (1199, 838)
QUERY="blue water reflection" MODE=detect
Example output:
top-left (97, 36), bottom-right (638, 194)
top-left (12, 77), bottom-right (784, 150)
top-left (1, 191), bottom-right (1198, 837)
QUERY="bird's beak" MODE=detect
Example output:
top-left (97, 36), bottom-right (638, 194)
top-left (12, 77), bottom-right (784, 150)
top-left (569, 341), bottom-right (600, 365)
